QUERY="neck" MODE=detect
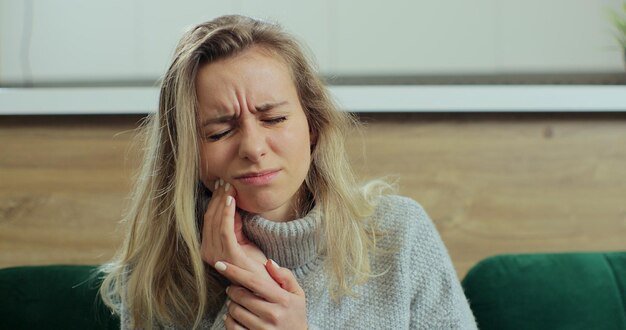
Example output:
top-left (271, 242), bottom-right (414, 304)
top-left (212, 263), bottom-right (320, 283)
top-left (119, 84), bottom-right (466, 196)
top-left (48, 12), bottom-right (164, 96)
top-left (259, 187), bottom-right (313, 222)
top-left (242, 204), bottom-right (323, 273)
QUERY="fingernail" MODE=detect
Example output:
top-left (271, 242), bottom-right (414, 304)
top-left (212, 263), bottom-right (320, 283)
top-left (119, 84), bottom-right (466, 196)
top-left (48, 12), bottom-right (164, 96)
top-left (225, 286), bottom-right (230, 294)
top-left (219, 179), bottom-right (224, 186)
top-left (224, 182), bottom-right (230, 192)
top-left (271, 259), bottom-right (280, 268)
top-left (214, 261), bottom-right (227, 271)
top-left (222, 314), bottom-right (226, 321)
top-left (226, 299), bottom-right (231, 307)
top-left (214, 180), bottom-right (219, 190)
top-left (226, 196), bottom-right (233, 206)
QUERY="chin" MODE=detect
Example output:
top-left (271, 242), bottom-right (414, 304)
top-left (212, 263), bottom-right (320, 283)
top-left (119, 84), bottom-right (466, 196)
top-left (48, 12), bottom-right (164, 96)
top-left (236, 192), bottom-right (290, 220)
top-left (236, 195), bottom-right (274, 212)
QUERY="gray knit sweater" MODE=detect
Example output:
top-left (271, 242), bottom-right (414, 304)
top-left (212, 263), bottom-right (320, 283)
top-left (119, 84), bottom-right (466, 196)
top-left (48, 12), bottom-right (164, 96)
top-left (123, 195), bottom-right (477, 329)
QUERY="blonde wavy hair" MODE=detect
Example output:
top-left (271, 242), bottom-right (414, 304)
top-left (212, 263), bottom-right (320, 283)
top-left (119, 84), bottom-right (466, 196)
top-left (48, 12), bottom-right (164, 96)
top-left (100, 15), bottom-right (390, 329)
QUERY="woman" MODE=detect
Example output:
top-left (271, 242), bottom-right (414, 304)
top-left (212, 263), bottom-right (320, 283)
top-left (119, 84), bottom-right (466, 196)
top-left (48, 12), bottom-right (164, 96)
top-left (100, 15), bottom-right (477, 329)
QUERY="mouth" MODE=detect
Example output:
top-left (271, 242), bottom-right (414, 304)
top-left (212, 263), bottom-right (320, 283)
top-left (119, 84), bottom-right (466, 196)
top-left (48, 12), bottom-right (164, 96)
top-left (235, 169), bottom-right (280, 185)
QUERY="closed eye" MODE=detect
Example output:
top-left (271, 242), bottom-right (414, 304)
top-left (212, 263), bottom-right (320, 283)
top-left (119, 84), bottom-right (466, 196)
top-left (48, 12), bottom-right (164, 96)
top-left (263, 116), bottom-right (287, 125)
top-left (205, 116), bottom-right (286, 141)
top-left (207, 129), bottom-right (232, 141)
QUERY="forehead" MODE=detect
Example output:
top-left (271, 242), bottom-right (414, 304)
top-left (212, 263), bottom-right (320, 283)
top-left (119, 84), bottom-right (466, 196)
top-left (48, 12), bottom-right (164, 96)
top-left (195, 47), bottom-right (296, 108)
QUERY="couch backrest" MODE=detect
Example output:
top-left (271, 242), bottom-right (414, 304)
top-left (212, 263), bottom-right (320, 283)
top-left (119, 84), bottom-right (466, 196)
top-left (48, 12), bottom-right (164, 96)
top-left (0, 265), bottom-right (119, 330)
top-left (462, 252), bottom-right (626, 330)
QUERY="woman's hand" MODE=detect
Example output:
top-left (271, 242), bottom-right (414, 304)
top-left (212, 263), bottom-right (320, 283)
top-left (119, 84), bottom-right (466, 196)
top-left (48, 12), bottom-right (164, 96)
top-left (201, 179), bottom-right (272, 283)
top-left (215, 259), bottom-right (308, 330)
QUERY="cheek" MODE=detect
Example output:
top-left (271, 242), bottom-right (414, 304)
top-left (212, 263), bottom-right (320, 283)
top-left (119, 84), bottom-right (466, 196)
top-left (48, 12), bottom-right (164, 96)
top-left (278, 121), bottom-right (312, 168)
top-left (199, 146), bottom-right (225, 184)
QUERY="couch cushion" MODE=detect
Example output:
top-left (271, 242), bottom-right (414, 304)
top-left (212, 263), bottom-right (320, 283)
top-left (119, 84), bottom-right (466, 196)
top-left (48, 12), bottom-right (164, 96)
top-left (462, 252), bottom-right (626, 330)
top-left (0, 264), bottom-right (119, 330)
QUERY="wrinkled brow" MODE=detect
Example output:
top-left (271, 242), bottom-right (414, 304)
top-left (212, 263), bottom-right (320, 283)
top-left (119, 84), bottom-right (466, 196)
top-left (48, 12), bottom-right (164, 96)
top-left (200, 101), bottom-right (288, 127)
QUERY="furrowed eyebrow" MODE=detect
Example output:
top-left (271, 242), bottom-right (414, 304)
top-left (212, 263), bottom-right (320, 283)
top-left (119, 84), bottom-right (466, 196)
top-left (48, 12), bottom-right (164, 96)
top-left (200, 101), bottom-right (288, 127)
top-left (201, 114), bottom-right (235, 127)
top-left (255, 101), bottom-right (288, 112)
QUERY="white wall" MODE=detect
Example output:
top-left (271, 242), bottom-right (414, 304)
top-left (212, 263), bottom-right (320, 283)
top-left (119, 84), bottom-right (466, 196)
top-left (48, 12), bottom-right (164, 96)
top-left (1, 0), bottom-right (624, 85)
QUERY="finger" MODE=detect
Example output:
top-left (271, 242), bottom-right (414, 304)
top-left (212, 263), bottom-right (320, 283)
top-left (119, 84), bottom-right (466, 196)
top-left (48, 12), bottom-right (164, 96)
top-left (202, 180), bottom-right (223, 263)
top-left (211, 179), bottom-right (236, 254)
top-left (205, 178), bottom-right (224, 217)
top-left (208, 178), bottom-right (220, 193)
top-left (227, 285), bottom-right (276, 323)
top-left (209, 180), bottom-right (227, 254)
top-left (227, 298), bottom-right (268, 330)
top-left (233, 211), bottom-right (248, 245)
top-left (216, 179), bottom-right (238, 252)
top-left (216, 180), bottom-right (237, 235)
top-left (265, 259), bottom-right (305, 296)
top-left (205, 179), bottom-right (224, 235)
top-left (220, 191), bottom-right (240, 255)
top-left (214, 261), bottom-right (282, 303)
top-left (224, 312), bottom-right (246, 330)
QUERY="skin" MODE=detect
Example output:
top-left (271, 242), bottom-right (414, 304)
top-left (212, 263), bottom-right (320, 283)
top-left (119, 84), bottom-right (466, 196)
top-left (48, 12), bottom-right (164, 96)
top-left (196, 46), bottom-right (314, 222)
top-left (196, 46), bottom-right (311, 328)
top-left (219, 259), bottom-right (308, 330)
top-left (202, 182), bottom-right (307, 329)
top-left (201, 179), bottom-right (272, 284)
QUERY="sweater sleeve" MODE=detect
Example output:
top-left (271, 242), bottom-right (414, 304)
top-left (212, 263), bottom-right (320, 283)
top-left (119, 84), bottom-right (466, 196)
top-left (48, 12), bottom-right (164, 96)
top-left (208, 304), bottom-right (227, 330)
top-left (401, 198), bottom-right (477, 329)
top-left (118, 269), bottom-right (134, 330)
top-left (120, 294), bottom-right (132, 330)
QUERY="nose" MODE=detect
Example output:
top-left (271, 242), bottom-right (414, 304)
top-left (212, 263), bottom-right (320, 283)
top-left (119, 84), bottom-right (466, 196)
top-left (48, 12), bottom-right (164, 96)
top-left (238, 122), bottom-right (267, 163)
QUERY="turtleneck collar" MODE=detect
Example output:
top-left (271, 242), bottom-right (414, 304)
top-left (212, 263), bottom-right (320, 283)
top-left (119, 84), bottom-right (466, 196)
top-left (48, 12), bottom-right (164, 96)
top-left (241, 206), bottom-right (324, 277)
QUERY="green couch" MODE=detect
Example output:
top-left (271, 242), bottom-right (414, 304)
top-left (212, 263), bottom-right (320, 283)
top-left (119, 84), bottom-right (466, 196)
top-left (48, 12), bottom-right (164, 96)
top-left (462, 251), bottom-right (626, 330)
top-left (1, 252), bottom-right (625, 329)
top-left (0, 265), bottom-right (118, 330)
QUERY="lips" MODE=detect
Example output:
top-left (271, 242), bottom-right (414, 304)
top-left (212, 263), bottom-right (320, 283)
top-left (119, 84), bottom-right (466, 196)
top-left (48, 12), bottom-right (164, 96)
top-left (235, 169), bottom-right (279, 179)
top-left (235, 169), bottom-right (280, 185)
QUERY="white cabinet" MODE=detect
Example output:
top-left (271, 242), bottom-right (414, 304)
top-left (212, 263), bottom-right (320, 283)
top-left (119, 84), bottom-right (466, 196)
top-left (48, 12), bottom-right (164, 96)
top-left (0, 0), bottom-right (623, 85)
top-left (238, 0), bottom-right (332, 73)
top-left (330, 0), bottom-right (496, 75)
top-left (0, 0), bottom-right (233, 84)
top-left (495, 0), bottom-right (620, 72)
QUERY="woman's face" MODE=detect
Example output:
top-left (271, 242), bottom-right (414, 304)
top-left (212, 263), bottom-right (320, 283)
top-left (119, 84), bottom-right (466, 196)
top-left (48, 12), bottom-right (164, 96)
top-left (196, 47), bottom-right (313, 222)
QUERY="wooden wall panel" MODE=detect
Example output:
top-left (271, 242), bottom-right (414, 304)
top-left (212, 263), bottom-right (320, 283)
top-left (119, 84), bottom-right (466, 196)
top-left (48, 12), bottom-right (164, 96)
top-left (1, 113), bottom-right (625, 277)
top-left (352, 113), bottom-right (626, 275)
top-left (0, 116), bottom-right (139, 267)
